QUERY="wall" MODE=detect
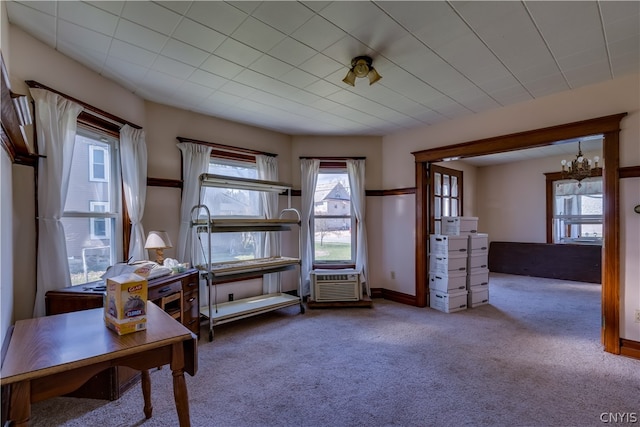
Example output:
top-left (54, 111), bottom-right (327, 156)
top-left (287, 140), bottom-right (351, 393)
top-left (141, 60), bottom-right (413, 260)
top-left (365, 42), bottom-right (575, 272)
top-left (475, 150), bottom-right (602, 243)
top-left (382, 72), bottom-right (639, 341)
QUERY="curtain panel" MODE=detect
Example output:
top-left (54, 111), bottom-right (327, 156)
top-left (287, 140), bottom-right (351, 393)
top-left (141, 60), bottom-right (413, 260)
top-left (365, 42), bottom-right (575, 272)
top-left (176, 142), bottom-right (212, 264)
top-left (346, 159), bottom-right (369, 296)
top-left (120, 124), bottom-right (147, 262)
top-left (300, 159), bottom-right (319, 296)
top-left (256, 155), bottom-right (280, 294)
top-left (30, 88), bottom-right (83, 317)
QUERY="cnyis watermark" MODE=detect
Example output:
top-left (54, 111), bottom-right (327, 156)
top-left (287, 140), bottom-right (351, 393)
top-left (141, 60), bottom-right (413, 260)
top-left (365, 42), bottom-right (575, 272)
top-left (600, 412), bottom-right (639, 423)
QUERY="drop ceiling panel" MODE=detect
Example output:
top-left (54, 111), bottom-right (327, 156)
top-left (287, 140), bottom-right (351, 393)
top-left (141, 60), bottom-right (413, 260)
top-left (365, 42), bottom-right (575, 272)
top-left (5, 1), bottom-right (639, 137)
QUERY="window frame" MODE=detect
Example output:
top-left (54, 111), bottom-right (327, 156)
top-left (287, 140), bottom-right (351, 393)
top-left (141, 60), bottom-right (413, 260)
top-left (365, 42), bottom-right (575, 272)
top-left (62, 124), bottom-right (123, 285)
top-left (311, 161), bottom-right (356, 268)
top-left (544, 168), bottom-right (603, 244)
top-left (89, 144), bottom-right (108, 182)
top-left (89, 200), bottom-right (110, 239)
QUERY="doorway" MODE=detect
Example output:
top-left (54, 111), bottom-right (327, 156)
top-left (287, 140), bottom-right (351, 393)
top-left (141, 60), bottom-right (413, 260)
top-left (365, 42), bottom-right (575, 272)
top-left (412, 113), bottom-right (626, 354)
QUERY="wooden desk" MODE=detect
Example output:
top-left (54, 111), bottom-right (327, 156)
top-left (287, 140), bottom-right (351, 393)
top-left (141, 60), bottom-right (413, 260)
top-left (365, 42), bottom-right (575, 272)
top-left (0, 302), bottom-right (197, 427)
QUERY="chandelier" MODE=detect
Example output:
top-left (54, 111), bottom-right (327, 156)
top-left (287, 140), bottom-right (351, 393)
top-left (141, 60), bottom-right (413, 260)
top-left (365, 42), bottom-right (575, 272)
top-left (342, 55), bottom-right (382, 86)
top-left (560, 141), bottom-right (599, 186)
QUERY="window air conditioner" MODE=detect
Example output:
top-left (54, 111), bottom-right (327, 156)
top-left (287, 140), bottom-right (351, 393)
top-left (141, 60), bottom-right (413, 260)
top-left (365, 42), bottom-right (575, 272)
top-left (311, 269), bottom-right (361, 302)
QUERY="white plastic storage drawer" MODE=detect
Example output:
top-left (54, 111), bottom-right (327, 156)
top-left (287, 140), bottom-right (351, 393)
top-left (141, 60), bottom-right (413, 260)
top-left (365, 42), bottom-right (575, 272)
top-left (429, 271), bottom-right (467, 293)
top-left (429, 253), bottom-right (467, 274)
top-left (468, 253), bottom-right (489, 270)
top-left (468, 233), bottom-right (489, 254)
top-left (467, 268), bottom-right (490, 288)
top-left (468, 287), bottom-right (489, 308)
top-left (429, 289), bottom-right (468, 313)
top-left (430, 234), bottom-right (468, 255)
top-left (441, 216), bottom-right (478, 236)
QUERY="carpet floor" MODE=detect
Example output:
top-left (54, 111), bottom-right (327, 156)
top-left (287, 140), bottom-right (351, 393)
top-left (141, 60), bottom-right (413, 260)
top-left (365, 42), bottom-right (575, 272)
top-left (28, 273), bottom-right (639, 427)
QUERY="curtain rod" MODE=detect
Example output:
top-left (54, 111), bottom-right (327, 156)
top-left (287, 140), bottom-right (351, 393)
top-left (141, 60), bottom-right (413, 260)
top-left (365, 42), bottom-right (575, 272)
top-left (299, 156), bottom-right (366, 160)
top-left (177, 136), bottom-right (277, 157)
top-left (25, 80), bottom-right (142, 129)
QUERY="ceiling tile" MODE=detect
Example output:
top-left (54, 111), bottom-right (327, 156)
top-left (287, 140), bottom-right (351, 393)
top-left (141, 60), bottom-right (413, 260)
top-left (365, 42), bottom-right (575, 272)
top-left (290, 14), bottom-right (346, 52)
top-left (154, 1), bottom-right (192, 15)
top-left (58, 1), bottom-right (119, 36)
top-left (108, 39), bottom-right (157, 67)
top-left (151, 55), bottom-right (195, 79)
top-left (214, 38), bottom-right (263, 67)
top-left (102, 56), bottom-right (149, 85)
top-left (121, 0), bottom-right (182, 35)
top-left (269, 37), bottom-right (317, 66)
top-left (219, 80), bottom-right (257, 98)
top-left (199, 55), bottom-right (244, 79)
top-left (304, 79), bottom-right (341, 97)
top-left (231, 17), bottom-right (286, 53)
top-left (249, 55), bottom-right (294, 79)
top-left (250, 1), bottom-right (314, 35)
top-left (318, 1), bottom-right (384, 34)
top-left (11, 0), bottom-right (56, 16)
top-left (5, 1), bottom-right (57, 47)
top-left (161, 39), bottom-right (209, 67)
top-left (57, 20), bottom-right (112, 56)
top-left (279, 68), bottom-right (318, 89)
top-left (185, 1), bottom-right (247, 36)
top-left (114, 19), bottom-right (168, 53)
top-left (188, 69), bottom-right (229, 90)
top-left (172, 18), bottom-right (227, 53)
top-left (85, 1), bottom-right (125, 16)
top-left (298, 54), bottom-right (343, 79)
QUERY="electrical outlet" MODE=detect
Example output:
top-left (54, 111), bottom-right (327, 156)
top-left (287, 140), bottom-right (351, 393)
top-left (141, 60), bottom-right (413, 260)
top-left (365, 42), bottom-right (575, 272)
top-left (391, 271), bottom-right (396, 280)
top-left (228, 293), bottom-right (234, 302)
top-left (635, 309), bottom-right (640, 323)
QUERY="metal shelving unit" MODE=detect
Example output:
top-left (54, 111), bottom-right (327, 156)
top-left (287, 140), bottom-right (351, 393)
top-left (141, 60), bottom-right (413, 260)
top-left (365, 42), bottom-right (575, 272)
top-left (190, 174), bottom-right (304, 341)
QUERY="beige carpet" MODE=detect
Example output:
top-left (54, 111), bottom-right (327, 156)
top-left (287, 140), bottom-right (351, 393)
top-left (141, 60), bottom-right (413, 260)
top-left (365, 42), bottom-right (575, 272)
top-left (29, 273), bottom-right (639, 426)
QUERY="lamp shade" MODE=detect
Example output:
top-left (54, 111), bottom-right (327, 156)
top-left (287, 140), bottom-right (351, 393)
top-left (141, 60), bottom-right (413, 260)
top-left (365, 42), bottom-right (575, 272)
top-left (144, 231), bottom-right (172, 250)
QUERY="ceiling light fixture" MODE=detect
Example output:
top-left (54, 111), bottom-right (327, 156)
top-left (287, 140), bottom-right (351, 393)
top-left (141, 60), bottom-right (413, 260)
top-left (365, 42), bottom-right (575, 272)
top-left (342, 55), bottom-right (382, 86)
top-left (560, 141), bottom-right (599, 187)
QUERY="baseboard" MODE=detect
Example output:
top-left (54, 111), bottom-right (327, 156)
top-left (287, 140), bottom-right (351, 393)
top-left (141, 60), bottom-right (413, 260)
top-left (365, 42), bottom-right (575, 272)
top-left (620, 339), bottom-right (640, 360)
top-left (378, 288), bottom-right (418, 306)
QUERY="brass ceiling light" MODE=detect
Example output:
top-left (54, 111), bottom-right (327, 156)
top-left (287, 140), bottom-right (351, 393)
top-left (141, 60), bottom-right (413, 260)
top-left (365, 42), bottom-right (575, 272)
top-left (342, 55), bottom-right (382, 86)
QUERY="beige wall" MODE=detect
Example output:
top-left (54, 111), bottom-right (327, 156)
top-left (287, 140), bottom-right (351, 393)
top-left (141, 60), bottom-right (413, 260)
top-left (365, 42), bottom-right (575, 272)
top-left (475, 149), bottom-right (602, 243)
top-left (381, 73), bottom-right (639, 340)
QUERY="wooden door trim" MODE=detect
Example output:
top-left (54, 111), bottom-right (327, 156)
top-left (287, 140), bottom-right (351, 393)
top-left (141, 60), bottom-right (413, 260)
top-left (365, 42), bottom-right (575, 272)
top-left (413, 113), bottom-right (627, 354)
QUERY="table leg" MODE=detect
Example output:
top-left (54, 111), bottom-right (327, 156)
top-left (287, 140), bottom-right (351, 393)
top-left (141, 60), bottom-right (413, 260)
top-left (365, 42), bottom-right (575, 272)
top-left (171, 343), bottom-right (191, 427)
top-left (9, 381), bottom-right (31, 427)
top-left (141, 369), bottom-right (152, 419)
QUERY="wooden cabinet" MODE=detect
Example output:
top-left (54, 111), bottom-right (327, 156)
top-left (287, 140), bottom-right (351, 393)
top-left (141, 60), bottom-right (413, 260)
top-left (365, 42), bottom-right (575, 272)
top-left (45, 269), bottom-right (200, 400)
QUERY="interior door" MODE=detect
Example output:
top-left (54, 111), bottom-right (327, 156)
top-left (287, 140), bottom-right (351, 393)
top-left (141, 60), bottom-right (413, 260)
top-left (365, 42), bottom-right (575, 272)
top-left (429, 164), bottom-right (463, 235)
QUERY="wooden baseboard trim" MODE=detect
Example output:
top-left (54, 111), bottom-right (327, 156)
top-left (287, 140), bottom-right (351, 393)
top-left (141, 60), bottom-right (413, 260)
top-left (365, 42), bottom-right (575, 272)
top-left (620, 339), bottom-right (640, 360)
top-left (379, 288), bottom-right (418, 306)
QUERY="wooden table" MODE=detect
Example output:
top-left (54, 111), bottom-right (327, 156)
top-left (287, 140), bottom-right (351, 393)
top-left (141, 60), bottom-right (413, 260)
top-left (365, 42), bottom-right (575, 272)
top-left (0, 302), bottom-right (197, 426)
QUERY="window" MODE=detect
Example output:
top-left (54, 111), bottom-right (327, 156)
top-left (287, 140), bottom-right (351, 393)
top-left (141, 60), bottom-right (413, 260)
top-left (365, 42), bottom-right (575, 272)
top-left (312, 166), bottom-right (355, 265)
top-left (199, 157), bottom-right (263, 263)
top-left (430, 165), bottom-right (462, 235)
top-left (62, 127), bottom-right (122, 285)
top-left (552, 178), bottom-right (603, 245)
top-left (89, 201), bottom-right (109, 239)
top-left (89, 145), bottom-right (108, 181)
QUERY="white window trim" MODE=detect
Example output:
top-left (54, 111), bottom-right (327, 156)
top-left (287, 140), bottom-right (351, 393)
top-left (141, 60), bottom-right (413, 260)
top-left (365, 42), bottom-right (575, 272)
top-left (312, 168), bottom-right (356, 265)
top-left (89, 201), bottom-right (110, 239)
top-left (89, 145), bottom-right (109, 182)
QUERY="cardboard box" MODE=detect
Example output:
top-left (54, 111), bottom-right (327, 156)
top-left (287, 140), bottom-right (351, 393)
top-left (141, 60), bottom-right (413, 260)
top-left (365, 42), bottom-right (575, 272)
top-left (429, 289), bottom-right (468, 313)
top-left (428, 271), bottom-right (467, 293)
top-left (429, 252), bottom-right (467, 274)
top-left (430, 234), bottom-right (469, 255)
top-left (441, 216), bottom-right (478, 236)
top-left (104, 273), bottom-right (148, 335)
top-left (468, 287), bottom-right (489, 308)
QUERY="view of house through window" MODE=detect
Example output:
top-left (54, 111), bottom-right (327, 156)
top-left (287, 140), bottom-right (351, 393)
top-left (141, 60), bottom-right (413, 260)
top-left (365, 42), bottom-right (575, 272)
top-left (62, 127), bottom-right (122, 285)
top-left (552, 178), bottom-right (603, 245)
top-left (313, 170), bottom-right (355, 264)
top-left (198, 158), bottom-right (262, 263)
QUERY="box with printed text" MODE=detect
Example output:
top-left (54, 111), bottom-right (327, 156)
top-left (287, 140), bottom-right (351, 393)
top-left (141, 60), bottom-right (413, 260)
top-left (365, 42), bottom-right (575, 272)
top-left (104, 273), bottom-right (148, 335)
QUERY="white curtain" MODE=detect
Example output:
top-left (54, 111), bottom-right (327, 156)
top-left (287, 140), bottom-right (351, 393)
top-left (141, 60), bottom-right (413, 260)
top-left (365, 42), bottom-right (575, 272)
top-left (347, 159), bottom-right (369, 296)
top-left (257, 155), bottom-right (280, 293)
top-left (120, 124), bottom-right (147, 262)
top-left (300, 159), bottom-right (319, 296)
top-left (176, 142), bottom-right (212, 264)
top-left (30, 88), bottom-right (83, 317)
top-left (555, 177), bottom-right (603, 196)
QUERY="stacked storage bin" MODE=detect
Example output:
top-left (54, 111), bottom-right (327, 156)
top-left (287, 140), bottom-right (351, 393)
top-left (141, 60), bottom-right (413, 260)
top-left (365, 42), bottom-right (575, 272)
top-left (428, 234), bottom-right (469, 313)
top-left (467, 233), bottom-right (490, 307)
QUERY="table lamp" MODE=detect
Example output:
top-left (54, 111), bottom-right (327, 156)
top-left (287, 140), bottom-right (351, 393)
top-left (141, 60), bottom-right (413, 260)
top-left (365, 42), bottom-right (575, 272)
top-left (144, 231), bottom-right (172, 264)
